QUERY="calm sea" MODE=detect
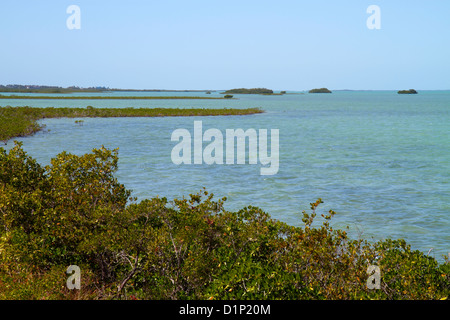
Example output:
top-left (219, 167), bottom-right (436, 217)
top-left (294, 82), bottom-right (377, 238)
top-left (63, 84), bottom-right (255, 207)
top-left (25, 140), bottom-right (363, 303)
top-left (2, 90), bottom-right (449, 260)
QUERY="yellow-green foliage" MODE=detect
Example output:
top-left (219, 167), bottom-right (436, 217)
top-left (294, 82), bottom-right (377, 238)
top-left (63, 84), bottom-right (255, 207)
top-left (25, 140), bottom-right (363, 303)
top-left (0, 95), bottom-right (225, 100)
top-left (0, 106), bottom-right (263, 143)
top-left (0, 143), bottom-right (448, 300)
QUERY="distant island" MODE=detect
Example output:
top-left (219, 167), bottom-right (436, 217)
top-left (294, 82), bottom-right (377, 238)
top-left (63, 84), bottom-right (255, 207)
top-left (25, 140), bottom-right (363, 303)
top-left (221, 88), bottom-right (274, 94)
top-left (0, 84), bottom-right (215, 94)
top-left (0, 84), bottom-right (108, 93)
top-left (398, 89), bottom-right (418, 94)
top-left (309, 88), bottom-right (332, 93)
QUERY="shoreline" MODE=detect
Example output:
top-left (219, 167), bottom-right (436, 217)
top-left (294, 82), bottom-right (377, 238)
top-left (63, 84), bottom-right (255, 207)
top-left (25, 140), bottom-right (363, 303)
top-left (0, 106), bottom-right (263, 143)
top-left (0, 95), bottom-right (227, 100)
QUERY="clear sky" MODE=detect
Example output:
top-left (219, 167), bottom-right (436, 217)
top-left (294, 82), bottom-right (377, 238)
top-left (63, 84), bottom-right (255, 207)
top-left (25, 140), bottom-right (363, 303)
top-left (1, 0), bottom-right (449, 90)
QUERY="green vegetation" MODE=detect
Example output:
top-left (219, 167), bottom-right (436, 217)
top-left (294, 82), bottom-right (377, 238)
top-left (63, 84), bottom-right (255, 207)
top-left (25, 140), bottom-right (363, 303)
top-left (223, 95), bottom-right (233, 99)
top-left (220, 88), bottom-right (289, 96)
top-left (309, 88), bottom-right (332, 93)
top-left (0, 85), bottom-right (107, 94)
top-left (0, 95), bottom-right (225, 100)
top-left (221, 88), bottom-right (274, 94)
top-left (0, 85), bottom-right (214, 94)
top-left (0, 106), bottom-right (263, 143)
top-left (398, 89), bottom-right (418, 94)
top-left (0, 143), bottom-right (448, 300)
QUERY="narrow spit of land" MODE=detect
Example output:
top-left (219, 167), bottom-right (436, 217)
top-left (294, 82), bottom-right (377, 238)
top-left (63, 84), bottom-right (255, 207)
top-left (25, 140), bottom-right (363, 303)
top-left (0, 95), bottom-right (226, 100)
top-left (0, 106), bottom-right (263, 143)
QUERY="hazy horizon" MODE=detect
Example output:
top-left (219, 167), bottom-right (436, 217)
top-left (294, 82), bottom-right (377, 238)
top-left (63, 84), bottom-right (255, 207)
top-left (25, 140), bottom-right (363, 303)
top-left (1, 85), bottom-right (449, 92)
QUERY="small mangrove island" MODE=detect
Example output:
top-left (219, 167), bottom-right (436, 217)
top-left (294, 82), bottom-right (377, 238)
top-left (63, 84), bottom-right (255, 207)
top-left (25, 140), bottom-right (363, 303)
top-left (309, 88), bottom-right (332, 93)
top-left (220, 88), bottom-right (274, 94)
top-left (0, 106), bottom-right (263, 143)
top-left (398, 89), bottom-right (418, 94)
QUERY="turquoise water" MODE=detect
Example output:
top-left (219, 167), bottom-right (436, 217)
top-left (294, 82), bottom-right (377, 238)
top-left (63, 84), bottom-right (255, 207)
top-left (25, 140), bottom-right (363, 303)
top-left (2, 90), bottom-right (449, 260)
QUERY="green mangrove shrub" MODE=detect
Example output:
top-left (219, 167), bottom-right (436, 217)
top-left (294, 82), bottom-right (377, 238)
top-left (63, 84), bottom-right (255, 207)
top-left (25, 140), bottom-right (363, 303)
top-left (0, 106), bottom-right (263, 143)
top-left (0, 143), bottom-right (448, 300)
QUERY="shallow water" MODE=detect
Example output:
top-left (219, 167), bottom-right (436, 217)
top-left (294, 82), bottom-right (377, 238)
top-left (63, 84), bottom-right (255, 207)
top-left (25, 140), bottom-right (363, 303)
top-left (2, 90), bottom-right (449, 260)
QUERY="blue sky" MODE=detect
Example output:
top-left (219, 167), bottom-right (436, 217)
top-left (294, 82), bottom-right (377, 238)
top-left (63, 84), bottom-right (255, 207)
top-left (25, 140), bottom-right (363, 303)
top-left (1, 0), bottom-right (449, 90)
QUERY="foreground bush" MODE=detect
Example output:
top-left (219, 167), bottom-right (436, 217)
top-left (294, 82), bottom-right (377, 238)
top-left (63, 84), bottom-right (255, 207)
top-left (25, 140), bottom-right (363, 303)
top-left (0, 143), bottom-right (448, 300)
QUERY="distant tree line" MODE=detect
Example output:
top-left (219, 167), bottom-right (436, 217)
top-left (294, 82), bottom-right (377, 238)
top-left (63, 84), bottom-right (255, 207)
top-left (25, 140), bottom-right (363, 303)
top-left (309, 88), bottom-right (332, 93)
top-left (398, 89), bottom-right (418, 94)
top-left (221, 88), bottom-right (274, 94)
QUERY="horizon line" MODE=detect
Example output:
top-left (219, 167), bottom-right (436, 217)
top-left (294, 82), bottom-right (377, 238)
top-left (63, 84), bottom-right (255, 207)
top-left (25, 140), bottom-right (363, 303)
top-left (1, 84), bottom-right (449, 92)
